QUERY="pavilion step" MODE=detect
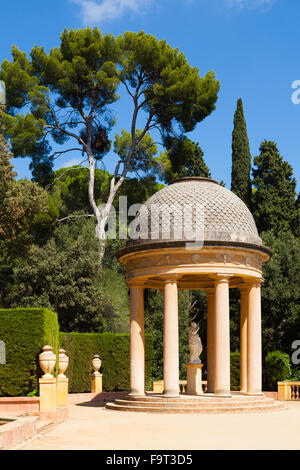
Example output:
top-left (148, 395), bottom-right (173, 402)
top-left (113, 397), bottom-right (275, 408)
top-left (128, 394), bottom-right (270, 403)
top-left (106, 401), bottom-right (286, 414)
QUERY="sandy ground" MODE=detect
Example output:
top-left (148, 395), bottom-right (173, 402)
top-left (18, 400), bottom-right (300, 450)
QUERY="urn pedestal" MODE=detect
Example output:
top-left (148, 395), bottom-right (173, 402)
top-left (92, 374), bottom-right (103, 394)
top-left (57, 377), bottom-right (68, 407)
top-left (39, 376), bottom-right (57, 412)
top-left (92, 355), bottom-right (102, 394)
top-left (56, 349), bottom-right (69, 407)
top-left (186, 363), bottom-right (203, 395)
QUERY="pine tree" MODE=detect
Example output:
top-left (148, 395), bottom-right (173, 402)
top-left (252, 140), bottom-right (300, 236)
top-left (155, 137), bottom-right (211, 183)
top-left (231, 98), bottom-right (252, 207)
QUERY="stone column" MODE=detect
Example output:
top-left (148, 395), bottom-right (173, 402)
top-left (129, 284), bottom-right (145, 396)
top-left (214, 276), bottom-right (231, 396)
top-left (247, 280), bottom-right (263, 396)
top-left (240, 286), bottom-right (249, 393)
top-left (163, 278), bottom-right (180, 397)
top-left (206, 288), bottom-right (215, 393)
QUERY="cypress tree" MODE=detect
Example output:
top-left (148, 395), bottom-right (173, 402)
top-left (252, 140), bottom-right (300, 236)
top-left (231, 98), bottom-right (252, 207)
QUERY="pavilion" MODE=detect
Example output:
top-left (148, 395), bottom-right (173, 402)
top-left (106, 177), bottom-right (285, 412)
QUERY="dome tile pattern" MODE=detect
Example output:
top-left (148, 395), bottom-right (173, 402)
top-left (128, 178), bottom-right (262, 247)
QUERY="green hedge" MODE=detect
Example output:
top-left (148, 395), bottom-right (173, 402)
top-left (265, 350), bottom-right (292, 390)
top-left (60, 332), bottom-right (153, 393)
top-left (0, 308), bottom-right (59, 396)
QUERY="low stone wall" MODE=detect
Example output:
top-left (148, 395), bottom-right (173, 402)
top-left (0, 406), bottom-right (69, 450)
top-left (0, 416), bottom-right (38, 450)
top-left (0, 397), bottom-right (39, 413)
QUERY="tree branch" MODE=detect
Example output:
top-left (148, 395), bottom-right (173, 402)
top-left (55, 214), bottom-right (95, 223)
top-left (50, 148), bottom-right (83, 161)
top-left (45, 161), bottom-right (88, 191)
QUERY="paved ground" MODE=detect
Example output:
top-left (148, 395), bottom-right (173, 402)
top-left (19, 400), bottom-right (300, 450)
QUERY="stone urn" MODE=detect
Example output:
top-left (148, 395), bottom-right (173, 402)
top-left (92, 354), bottom-right (102, 376)
top-left (58, 349), bottom-right (69, 378)
top-left (39, 345), bottom-right (56, 378)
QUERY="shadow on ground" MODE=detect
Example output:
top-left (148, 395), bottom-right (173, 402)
top-left (75, 391), bottom-right (129, 408)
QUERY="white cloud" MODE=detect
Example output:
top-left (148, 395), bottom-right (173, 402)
top-left (71, 0), bottom-right (152, 25)
top-left (225, 0), bottom-right (276, 10)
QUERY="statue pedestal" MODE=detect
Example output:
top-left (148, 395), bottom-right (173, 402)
top-left (186, 363), bottom-right (203, 395)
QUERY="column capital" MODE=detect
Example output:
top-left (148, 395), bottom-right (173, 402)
top-left (205, 287), bottom-right (215, 295)
top-left (162, 275), bottom-right (181, 284)
top-left (239, 284), bottom-right (251, 293)
top-left (127, 280), bottom-right (145, 289)
top-left (214, 274), bottom-right (233, 285)
top-left (246, 278), bottom-right (264, 288)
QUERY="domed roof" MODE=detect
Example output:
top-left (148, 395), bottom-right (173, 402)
top-left (126, 177), bottom-right (263, 251)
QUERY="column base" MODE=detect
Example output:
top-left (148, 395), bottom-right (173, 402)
top-left (245, 392), bottom-right (264, 396)
top-left (214, 392), bottom-right (232, 398)
top-left (162, 392), bottom-right (180, 398)
top-left (128, 392), bottom-right (145, 397)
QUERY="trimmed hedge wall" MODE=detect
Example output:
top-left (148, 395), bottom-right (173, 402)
top-left (60, 332), bottom-right (153, 393)
top-left (0, 308), bottom-right (59, 397)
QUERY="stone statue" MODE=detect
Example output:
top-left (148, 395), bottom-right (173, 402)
top-left (188, 322), bottom-right (202, 364)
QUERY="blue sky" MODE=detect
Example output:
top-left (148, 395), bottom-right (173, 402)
top-left (1, 0), bottom-right (299, 191)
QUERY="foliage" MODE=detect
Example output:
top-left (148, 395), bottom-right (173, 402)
top-left (3, 219), bottom-right (129, 333)
top-left (230, 351), bottom-right (240, 391)
top-left (49, 166), bottom-right (163, 217)
top-left (231, 98), bottom-right (252, 207)
top-left (116, 31), bottom-right (220, 135)
top-left (289, 369), bottom-right (300, 381)
top-left (155, 137), bottom-right (211, 183)
top-left (0, 308), bottom-right (59, 396)
top-left (100, 268), bottom-right (129, 333)
top-left (0, 129), bottom-right (59, 302)
top-left (0, 134), bottom-right (22, 238)
top-left (229, 288), bottom-right (241, 353)
top-left (261, 230), bottom-right (300, 356)
top-left (60, 331), bottom-right (153, 392)
top-left (252, 140), bottom-right (300, 236)
top-left (144, 289), bottom-right (191, 380)
top-left (49, 166), bottom-right (111, 216)
top-left (264, 350), bottom-right (292, 390)
top-left (0, 28), bottom-right (219, 264)
top-left (0, 29), bottom-right (119, 179)
top-left (114, 129), bottom-right (157, 174)
top-left (27, 389), bottom-right (38, 397)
